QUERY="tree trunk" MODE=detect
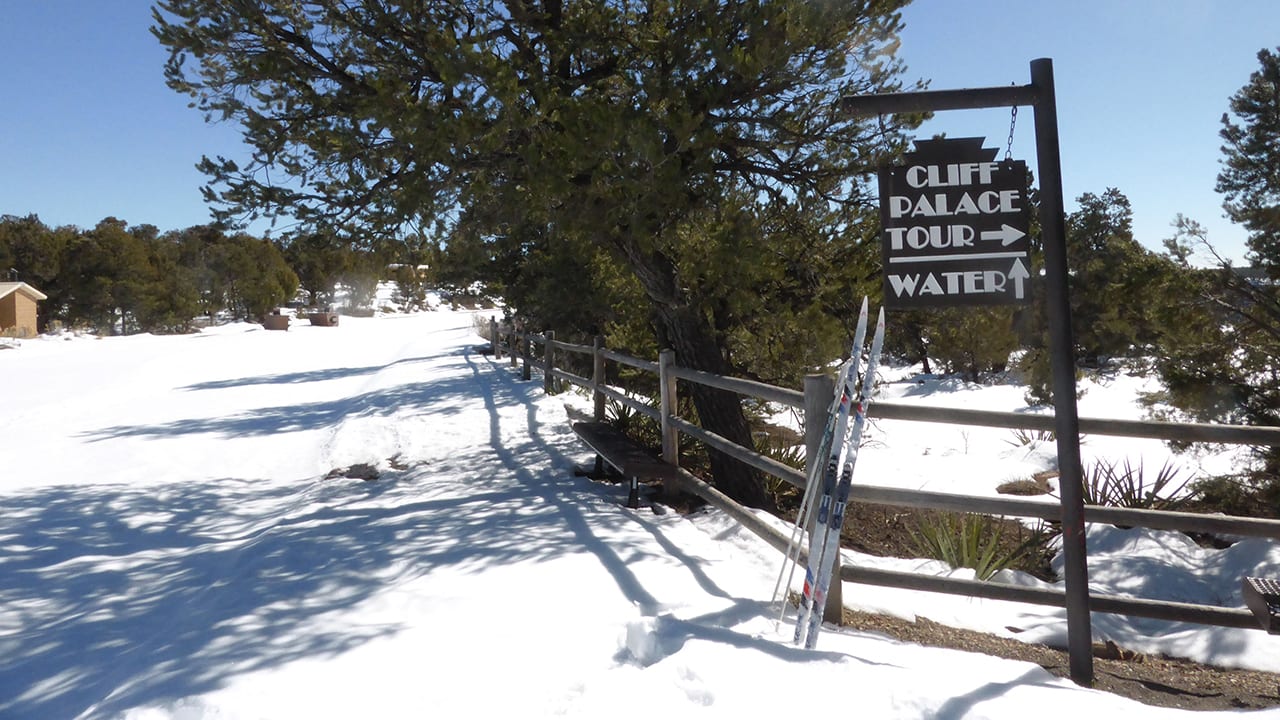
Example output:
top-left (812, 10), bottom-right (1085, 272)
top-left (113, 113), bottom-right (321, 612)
top-left (606, 227), bottom-right (771, 510)
top-left (655, 303), bottom-right (774, 512)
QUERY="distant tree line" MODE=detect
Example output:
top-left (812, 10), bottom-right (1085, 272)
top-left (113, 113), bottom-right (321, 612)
top-left (0, 216), bottom-right (446, 335)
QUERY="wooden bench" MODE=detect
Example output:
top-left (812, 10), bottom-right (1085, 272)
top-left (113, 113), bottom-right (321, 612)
top-left (570, 421), bottom-right (678, 508)
top-left (1243, 577), bottom-right (1280, 634)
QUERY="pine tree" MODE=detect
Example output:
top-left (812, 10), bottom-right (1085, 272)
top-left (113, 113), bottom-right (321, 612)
top-left (1217, 47), bottom-right (1280, 274)
top-left (1142, 45), bottom-right (1280, 515)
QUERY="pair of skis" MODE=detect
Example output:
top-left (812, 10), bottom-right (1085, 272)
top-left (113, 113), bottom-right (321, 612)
top-left (775, 297), bottom-right (885, 649)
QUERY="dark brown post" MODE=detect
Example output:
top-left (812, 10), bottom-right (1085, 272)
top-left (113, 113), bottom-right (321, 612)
top-left (1032, 57), bottom-right (1093, 686)
top-left (490, 316), bottom-right (499, 359)
top-left (839, 57), bottom-right (1091, 685)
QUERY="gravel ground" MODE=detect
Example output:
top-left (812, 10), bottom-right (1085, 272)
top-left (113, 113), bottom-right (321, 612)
top-left (840, 609), bottom-right (1280, 711)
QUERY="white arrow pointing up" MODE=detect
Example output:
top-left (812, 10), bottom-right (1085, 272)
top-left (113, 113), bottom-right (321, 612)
top-left (1008, 257), bottom-right (1031, 299)
top-left (980, 224), bottom-right (1026, 246)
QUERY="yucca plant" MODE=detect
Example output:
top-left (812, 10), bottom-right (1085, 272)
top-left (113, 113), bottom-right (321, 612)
top-left (604, 394), bottom-right (705, 463)
top-left (908, 511), bottom-right (1054, 581)
top-left (1004, 427), bottom-right (1056, 448)
top-left (605, 396), bottom-right (662, 449)
top-left (755, 433), bottom-right (805, 510)
top-left (1081, 458), bottom-right (1193, 511)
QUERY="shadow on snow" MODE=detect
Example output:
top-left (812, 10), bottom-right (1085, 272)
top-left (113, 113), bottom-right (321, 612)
top-left (178, 355), bottom-right (438, 392)
top-left (1, 346), bottom-right (783, 717)
top-left (81, 373), bottom-right (487, 442)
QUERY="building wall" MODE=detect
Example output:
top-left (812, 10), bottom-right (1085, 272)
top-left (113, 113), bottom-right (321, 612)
top-left (0, 294), bottom-right (38, 337)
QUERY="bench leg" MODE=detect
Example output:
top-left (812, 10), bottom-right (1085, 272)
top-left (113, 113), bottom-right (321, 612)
top-left (574, 454), bottom-right (610, 480)
top-left (627, 474), bottom-right (640, 509)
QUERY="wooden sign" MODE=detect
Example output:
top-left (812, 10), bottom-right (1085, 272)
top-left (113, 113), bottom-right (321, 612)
top-left (879, 137), bottom-right (1031, 307)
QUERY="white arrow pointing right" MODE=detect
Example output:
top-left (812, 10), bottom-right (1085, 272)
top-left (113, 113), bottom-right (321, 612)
top-left (980, 224), bottom-right (1026, 246)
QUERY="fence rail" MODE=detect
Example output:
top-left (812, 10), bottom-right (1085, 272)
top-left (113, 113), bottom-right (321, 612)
top-left (488, 318), bottom-right (1280, 635)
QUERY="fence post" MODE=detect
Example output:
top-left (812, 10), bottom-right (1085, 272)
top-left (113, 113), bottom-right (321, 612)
top-left (593, 335), bottom-right (606, 421)
top-left (543, 330), bottom-right (556, 394)
top-left (521, 329), bottom-right (532, 381)
top-left (805, 373), bottom-right (842, 624)
top-left (490, 316), bottom-right (499, 359)
top-left (509, 323), bottom-right (519, 368)
top-left (658, 349), bottom-right (683, 501)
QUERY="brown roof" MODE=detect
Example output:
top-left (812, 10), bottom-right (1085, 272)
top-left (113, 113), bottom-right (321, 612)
top-left (0, 282), bottom-right (48, 301)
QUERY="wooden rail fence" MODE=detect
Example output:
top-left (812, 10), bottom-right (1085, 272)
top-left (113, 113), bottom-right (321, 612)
top-left (488, 318), bottom-right (1280, 633)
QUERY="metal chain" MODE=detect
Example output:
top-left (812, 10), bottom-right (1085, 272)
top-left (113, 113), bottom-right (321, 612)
top-left (1005, 105), bottom-right (1018, 161)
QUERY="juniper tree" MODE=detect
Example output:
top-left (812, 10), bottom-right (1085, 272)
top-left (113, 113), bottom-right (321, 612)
top-left (153, 0), bottom-right (920, 508)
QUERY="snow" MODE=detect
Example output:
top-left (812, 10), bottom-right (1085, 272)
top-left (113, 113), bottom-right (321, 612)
top-left (3, 308), bottom-right (1280, 719)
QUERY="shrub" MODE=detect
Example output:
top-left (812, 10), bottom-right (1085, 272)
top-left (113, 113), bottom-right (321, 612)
top-left (471, 314), bottom-right (495, 342)
top-left (1190, 472), bottom-right (1280, 519)
top-left (755, 433), bottom-right (805, 510)
top-left (1005, 427), bottom-right (1055, 448)
top-left (605, 396), bottom-right (662, 450)
top-left (908, 511), bottom-right (1056, 581)
top-left (1081, 458), bottom-right (1193, 511)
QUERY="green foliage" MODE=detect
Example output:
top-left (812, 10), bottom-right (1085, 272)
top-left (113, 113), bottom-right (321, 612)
top-left (920, 307), bottom-right (1019, 382)
top-left (391, 265), bottom-right (430, 311)
top-left (908, 511), bottom-right (1053, 581)
top-left (1146, 47), bottom-right (1280, 466)
top-left (0, 214), bottom-right (67, 292)
top-left (282, 232), bottom-right (351, 306)
top-left (603, 393), bottom-right (706, 467)
top-left (1217, 47), bottom-right (1280, 269)
top-left (135, 237), bottom-right (201, 333)
top-left (1190, 473), bottom-right (1280, 519)
top-left (1, 215), bottom-right (302, 333)
top-left (1146, 216), bottom-right (1280, 497)
top-left (341, 247), bottom-right (384, 312)
top-left (754, 433), bottom-right (805, 509)
top-left (152, 0), bottom-right (923, 508)
top-left (1018, 187), bottom-right (1187, 401)
top-left (1080, 458), bottom-right (1193, 511)
top-left (211, 234), bottom-right (299, 320)
top-left (1015, 349), bottom-right (1054, 406)
top-left (58, 218), bottom-right (149, 333)
top-left (605, 397), bottom-right (663, 452)
top-left (1065, 189), bottom-right (1172, 364)
top-left (0, 215), bottom-right (73, 331)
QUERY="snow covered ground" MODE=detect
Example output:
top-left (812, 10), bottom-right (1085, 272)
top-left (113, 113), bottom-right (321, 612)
top-left (3, 308), bottom-right (1280, 719)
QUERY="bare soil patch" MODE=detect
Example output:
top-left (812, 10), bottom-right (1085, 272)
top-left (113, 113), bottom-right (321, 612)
top-left (833, 502), bottom-right (1280, 711)
top-left (840, 610), bottom-right (1280, 711)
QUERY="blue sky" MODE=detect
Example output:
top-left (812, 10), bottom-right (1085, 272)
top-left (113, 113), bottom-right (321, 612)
top-left (0, 1), bottom-right (1275, 263)
top-left (897, 0), bottom-right (1278, 263)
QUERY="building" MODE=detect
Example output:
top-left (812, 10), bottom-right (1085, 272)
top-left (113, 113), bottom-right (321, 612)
top-left (0, 282), bottom-right (47, 337)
